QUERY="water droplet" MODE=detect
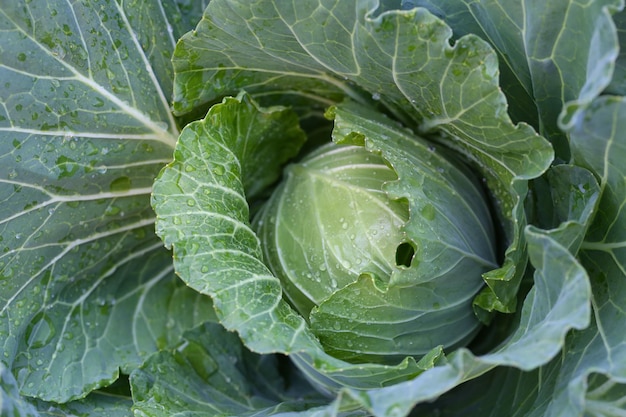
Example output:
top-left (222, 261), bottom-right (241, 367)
top-left (1, 266), bottom-right (14, 280)
top-left (177, 341), bottom-right (218, 381)
top-left (341, 222), bottom-right (349, 230)
top-left (24, 312), bottom-right (56, 349)
top-left (371, 92), bottom-right (381, 100)
top-left (421, 204), bottom-right (436, 221)
top-left (105, 205), bottom-right (121, 216)
top-left (185, 164), bottom-right (195, 172)
top-left (109, 176), bottom-right (131, 192)
top-left (385, 405), bottom-right (406, 417)
top-left (186, 199), bottom-right (196, 207)
top-left (212, 165), bottom-right (225, 176)
top-left (201, 265), bottom-right (209, 273)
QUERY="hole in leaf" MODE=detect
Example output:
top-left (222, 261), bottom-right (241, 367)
top-left (395, 242), bottom-right (415, 267)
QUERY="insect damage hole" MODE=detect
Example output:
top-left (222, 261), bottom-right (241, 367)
top-left (395, 242), bottom-right (415, 267)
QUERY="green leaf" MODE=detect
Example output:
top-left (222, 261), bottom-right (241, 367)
top-left (152, 92), bottom-right (314, 353)
top-left (527, 164), bottom-right (601, 252)
top-left (553, 94), bottom-right (626, 416)
top-left (408, 0), bottom-right (623, 160)
top-left (0, 0), bottom-right (211, 403)
top-left (130, 322), bottom-right (327, 417)
top-left (36, 392), bottom-right (134, 417)
top-left (1, 362), bottom-right (39, 417)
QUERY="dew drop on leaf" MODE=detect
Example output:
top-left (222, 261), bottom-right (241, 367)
top-left (420, 204), bottom-right (436, 220)
top-left (155, 121), bottom-right (169, 131)
top-left (105, 205), bottom-right (121, 216)
top-left (24, 312), bottom-right (56, 349)
top-left (109, 176), bottom-right (131, 192)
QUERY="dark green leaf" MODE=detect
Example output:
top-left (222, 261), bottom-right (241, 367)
top-left (130, 322), bottom-right (327, 417)
top-left (408, 0), bottom-right (622, 161)
top-left (0, 0), bottom-right (211, 402)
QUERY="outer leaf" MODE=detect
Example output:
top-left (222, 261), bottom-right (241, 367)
top-left (0, 0), bottom-right (212, 402)
top-left (526, 164), bottom-right (601, 255)
top-left (408, 0), bottom-right (623, 160)
top-left (130, 322), bottom-right (327, 417)
top-left (0, 362), bottom-right (39, 417)
top-left (545, 94), bottom-right (626, 417)
top-left (152, 92), bottom-right (313, 353)
top-left (153, 92), bottom-right (342, 358)
top-left (36, 392), bottom-right (134, 417)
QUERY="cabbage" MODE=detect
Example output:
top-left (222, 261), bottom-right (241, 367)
top-left (255, 135), bottom-right (498, 363)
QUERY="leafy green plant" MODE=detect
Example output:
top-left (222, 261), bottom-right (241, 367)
top-left (1, 0), bottom-right (625, 416)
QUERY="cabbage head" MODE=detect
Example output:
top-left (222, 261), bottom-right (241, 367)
top-left (255, 118), bottom-right (499, 364)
